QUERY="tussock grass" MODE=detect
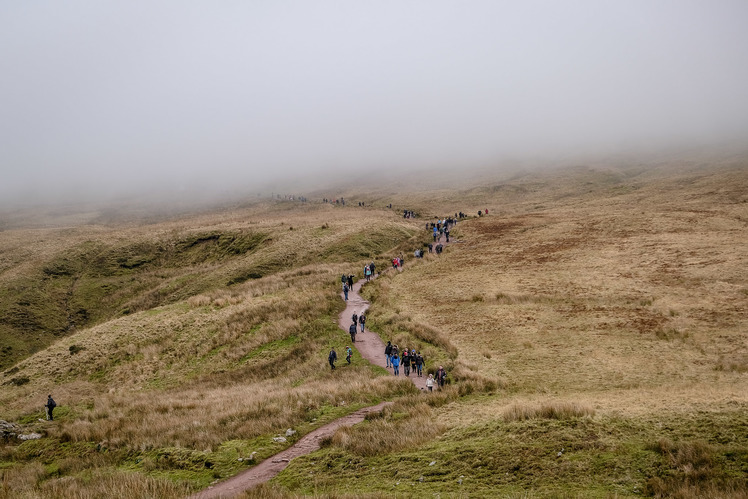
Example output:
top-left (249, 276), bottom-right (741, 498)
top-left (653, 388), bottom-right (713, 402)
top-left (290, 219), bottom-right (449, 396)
top-left (327, 402), bottom-right (446, 457)
top-left (0, 467), bottom-right (192, 499)
top-left (645, 439), bottom-right (748, 498)
top-left (502, 401), bottom-right (595, 421)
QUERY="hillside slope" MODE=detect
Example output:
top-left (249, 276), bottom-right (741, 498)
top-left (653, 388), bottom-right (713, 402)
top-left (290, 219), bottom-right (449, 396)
top-left (1, 157), bottom-right (747, 498)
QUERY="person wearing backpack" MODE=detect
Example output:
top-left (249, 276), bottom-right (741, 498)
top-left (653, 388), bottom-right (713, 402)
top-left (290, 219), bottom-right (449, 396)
top-left (345, 346), bottom-right (353, 365)
top-left (359, 313), bottom-right (366, 332)
top-left (402, 350), bottom-right (410, 376)
top-left (392, 353), bottom-right (400, 376)
top-left (343, 283), bottom-right (349, 301)
top-left (45, 395), bottom-right (57, 421)
top-left (352, 312), bottom-right (358, 326)
top-left (349, 323), bottom-right (357, 342)
top-left (384, 341), bottom-right (393, 367)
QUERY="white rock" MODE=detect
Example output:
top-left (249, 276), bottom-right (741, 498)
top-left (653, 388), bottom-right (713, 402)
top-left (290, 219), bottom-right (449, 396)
top-left (429, 461), bottom-right (436, 466)
top-left (272, 436), bottom-right (287, 443)
top-left (285, 429), bottom-right (296, 437)
top-left (18, 433), bottom-right (42, 440)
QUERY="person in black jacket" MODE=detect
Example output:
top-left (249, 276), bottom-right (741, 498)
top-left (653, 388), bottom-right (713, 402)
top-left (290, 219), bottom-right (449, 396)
top-left (384, 341), bottom-right (393, 367)
top-left (349, 323), bottom-right (357, 342)
top-left (328, 348), bottom-right (337, 370)
top-left (45, 395), bottom-right (56, 421)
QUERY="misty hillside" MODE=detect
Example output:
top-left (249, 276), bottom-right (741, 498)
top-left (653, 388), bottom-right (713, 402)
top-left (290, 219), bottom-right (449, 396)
top-left (1, 158), bottom-right (747, 498)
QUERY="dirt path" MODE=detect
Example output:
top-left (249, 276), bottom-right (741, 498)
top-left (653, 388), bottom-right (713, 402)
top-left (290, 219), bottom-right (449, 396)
top-left (190, 234), bottom-right (450, 498)
top-left (340, 269), bottom-right (428, 392)
top-left (189, 401), bottom-right (390, 499)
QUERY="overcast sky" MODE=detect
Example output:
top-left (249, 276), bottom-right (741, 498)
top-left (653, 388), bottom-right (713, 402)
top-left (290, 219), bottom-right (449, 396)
top-left (2, 1), bottom-right (747, 205)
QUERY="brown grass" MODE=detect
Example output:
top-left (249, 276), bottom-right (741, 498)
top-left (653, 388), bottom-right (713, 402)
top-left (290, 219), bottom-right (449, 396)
top-left (502, 401), bottom-right (595, 421)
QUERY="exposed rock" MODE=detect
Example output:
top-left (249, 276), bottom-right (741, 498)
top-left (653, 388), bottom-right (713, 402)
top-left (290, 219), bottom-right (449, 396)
top-left (285, 428), bottom-right (296, 437)
top-left (272, 436), bottom-right (287, 443)
top-left (0, 420), bottom-right (19, 440)
top-left (18, 433), bottom-right (42, 440)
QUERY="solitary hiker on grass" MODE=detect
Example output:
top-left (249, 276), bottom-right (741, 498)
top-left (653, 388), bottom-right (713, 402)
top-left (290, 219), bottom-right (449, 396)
top-left (328, 348), bottom-right (337, 370)
top-left (45, 395), bottom-right (56, 421)
top-left (345, 346), bottom-right (353, 365)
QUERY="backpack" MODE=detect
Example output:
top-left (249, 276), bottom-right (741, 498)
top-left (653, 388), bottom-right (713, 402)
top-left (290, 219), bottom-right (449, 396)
top-left (343, 284), bottom-right (349, 292)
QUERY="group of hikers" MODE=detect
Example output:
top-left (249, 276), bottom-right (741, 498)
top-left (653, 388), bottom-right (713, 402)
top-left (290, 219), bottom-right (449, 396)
top-left (328, 217), bottom-right (462, 391)
top-left (383, 341), bottom-right (447, 391)
top-left (349, 310), bottom-right (366, 341)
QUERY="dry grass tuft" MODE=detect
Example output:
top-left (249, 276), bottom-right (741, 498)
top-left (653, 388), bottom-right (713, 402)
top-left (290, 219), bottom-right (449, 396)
top-left (502, 401), bottom-right (595, 422)
top-left (645, 438), bottom-right (748, 498)
top-left (328, 403), bottom-right (446, 457)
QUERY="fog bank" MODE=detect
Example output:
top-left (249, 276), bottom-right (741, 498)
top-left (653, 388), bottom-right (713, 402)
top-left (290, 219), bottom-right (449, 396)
top-left (2, 1), bottom-right (748, 207)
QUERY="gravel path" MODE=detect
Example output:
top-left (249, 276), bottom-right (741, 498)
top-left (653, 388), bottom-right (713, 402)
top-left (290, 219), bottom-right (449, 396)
top-left (190, 235), bottom-right (448, 498)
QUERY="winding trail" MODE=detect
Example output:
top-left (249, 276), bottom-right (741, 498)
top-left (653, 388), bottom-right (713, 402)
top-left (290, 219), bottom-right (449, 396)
top-left (190, 232), bottom-right (450, 498)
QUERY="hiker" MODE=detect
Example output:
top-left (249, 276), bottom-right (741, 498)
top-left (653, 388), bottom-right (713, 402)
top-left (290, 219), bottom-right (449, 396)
top-left (352, 311), bottom-right (358, 325)
top-left (328, 348), bottom-right (337, 370)
top-left (343, 283), bottom-right (349, 301)
top-left (428, 243), bottom-right (433, 253)
top-left (384, 341), bottom-right (393, 367)
top-left (346, 346), bottom-right (353, 365)
top-left (415, 352), bottom-right (424, 377)
top-left (402, 350), bottom-right (410, 376)
top-left (359, 313), bottom-right (366, 332)
top-left (411, 352), bottom-right (417, 375)
top-left (341, 274), bottom-right (347, 289)
top-left (436, 366), bottom-right (447, 388)
top-left (369, 262), bottom-right (376, 276)
top-left (347, 275), bottom-right (354, 289)
top-left (392, 353), bottom-right (400, 376)
top-left (365, 265), bottom-right (372, 281)
top-left (45, 395), bottom-right (56, 421)
top-left (445, 228), bottom-right (450, 242)
top-left (426, 374), bottom-right (434, 392)
top-left (433, 226), bottom-right (438, 241)
top-left (349, 323), bottom-right (357, 342)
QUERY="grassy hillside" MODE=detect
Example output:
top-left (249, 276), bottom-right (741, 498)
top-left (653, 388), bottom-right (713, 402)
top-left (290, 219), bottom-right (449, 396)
top-left (1, 157), bottom-right (747, 498)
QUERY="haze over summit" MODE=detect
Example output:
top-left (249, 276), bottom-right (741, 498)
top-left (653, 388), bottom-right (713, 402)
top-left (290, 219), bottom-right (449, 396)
top-left (2, 1), bottom-right (748, 208)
